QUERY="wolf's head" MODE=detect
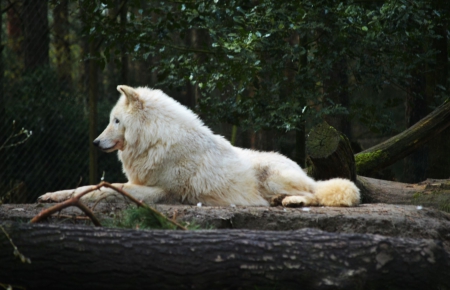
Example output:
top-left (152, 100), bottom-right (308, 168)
top-left (93, 85), bottom-right (204, 154)
top-left (93, 85), bottom-right (146, 153)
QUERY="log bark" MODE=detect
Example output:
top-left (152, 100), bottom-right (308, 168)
top-left (0, 222), bottom-right (449, 290)
top-left (306, 122), bottom-right (356, 181)
top-left (355, 100), bottom-right (450, 176)
top-left (2, 202), bottom-right (450, 250)
top-left (358, 176), bottom-right (450, 211)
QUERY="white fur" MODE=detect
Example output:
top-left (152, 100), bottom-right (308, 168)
top-left (39, 85), bottom-right (360, 207)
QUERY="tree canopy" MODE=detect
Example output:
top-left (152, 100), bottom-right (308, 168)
top-left (81, 0), bottom-right (449, 133)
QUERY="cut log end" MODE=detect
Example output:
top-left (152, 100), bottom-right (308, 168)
top-left (306, 122), bottom-right (356, 181)
top-left (306, 122), bottom-right (341, 159)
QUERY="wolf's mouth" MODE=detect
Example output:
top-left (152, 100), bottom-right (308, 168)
top-left (101, 142), bottom-right (118, 152)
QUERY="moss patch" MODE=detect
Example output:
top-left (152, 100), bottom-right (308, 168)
top-left (355, 150), bottom-right (387, 174)
top-left (412, 191), bottom-right (450, 213)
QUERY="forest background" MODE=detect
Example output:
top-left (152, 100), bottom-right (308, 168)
top-left (1, 0), bottom-right (449, 203)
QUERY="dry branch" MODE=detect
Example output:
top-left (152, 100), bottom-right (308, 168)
top-left (31, 183), bottom-right (104, 226)
top-left (32, 182), bottom-right (187, 230)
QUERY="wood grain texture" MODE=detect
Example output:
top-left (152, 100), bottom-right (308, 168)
top-left (306, 122), bottom-right (356, 181)
top-left (0, 222), bottom-right (449, 290)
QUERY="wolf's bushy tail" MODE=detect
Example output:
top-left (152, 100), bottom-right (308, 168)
top-left (314, 178), bottom-right (360, 206)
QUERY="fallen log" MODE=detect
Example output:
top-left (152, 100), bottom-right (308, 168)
top-left (359, 176), bottom-right (450, 211)
top-left (355, 100), bottom-right (450, 176)
top-left (1, 203), bottom-right (449, 250)
top-left (302, 119), bottom-right (450, 209)
top-left (0, 222), bottom-right (448, 290)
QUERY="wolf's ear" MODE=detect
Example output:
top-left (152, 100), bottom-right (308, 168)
top-left (117, 85), bottom-right (142, 108)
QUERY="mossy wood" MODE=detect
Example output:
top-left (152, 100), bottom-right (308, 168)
top-left (358, 176), bottom-right (450, 212)
top-left (0, 222), bottom-right (449, 290)
top-left (355, 100), bottom-right (450, 176)
top-left (306, 122), bottom-right (356, 181)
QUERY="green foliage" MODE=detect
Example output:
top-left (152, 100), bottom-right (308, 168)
top-left (78, 0), bottom-right (449, 134)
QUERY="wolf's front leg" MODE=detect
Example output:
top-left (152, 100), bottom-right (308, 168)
top-left (38, 183), bottom-right (167, 204)
top-left (38, 185), bottom-right (95, 203)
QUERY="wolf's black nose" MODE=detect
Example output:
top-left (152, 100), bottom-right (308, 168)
top-left (93, 140), bottom-right (100, 147)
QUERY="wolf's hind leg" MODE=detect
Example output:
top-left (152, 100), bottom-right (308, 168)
top-left (263, 168), bottom-right (317, 207)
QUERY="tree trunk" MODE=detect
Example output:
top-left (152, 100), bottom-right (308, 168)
top-left (120, 1), bottom-right (128, 85)
top-left (88, 40), bottom-right (98, 185)
top-left (0, 222), bottom-right (448, 290)
top-left (403, 50), bottom-right (428, 183)
top-left (306, 122), bottom-right (356, 181)
top-left (0, 0), bottom-right (6, 184)
top-left (295, 122), bottom-right (306, 167)
top-left (185, 29), bottom-right (199, 110)
top-left (53, 0), bottom-right (72, 85)
top-left (427, 19), bottom-right (450, 179)
top-left (324, 57), bottom-right (352, 139)
top-left (355, 100), bottom-right (450, 176)
top-left (6, 2), bottom-right (22, 55)
top-left (22, 0), bottom-right (49, 71)
top-left (294, 34), bottom-right (307, 167)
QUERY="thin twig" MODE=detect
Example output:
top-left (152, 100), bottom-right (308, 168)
top-left (76, 202), bottom-right (102, 226)
top-left (0, 121), bottom-right (32, 151)
top-left (31, 182), bottom-right (187, 230)
top-left (31, 183), bottom-right (105, 226)
top-left (91, 194), bottom-right (112, 211)
top-left (0, 225), bottom-right (31, 264)
top-left (100, 182), bottom-right (187, 230)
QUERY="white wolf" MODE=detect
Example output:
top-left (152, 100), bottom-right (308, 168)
top-left (39, 85), bottom-right (360, 207)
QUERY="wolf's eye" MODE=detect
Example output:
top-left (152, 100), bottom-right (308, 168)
top-left (114, 118), bottom-right (120, 124)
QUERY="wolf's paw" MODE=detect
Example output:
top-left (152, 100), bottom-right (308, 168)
top-left (281, 196), bottom-right (309, 208)
top-left (38, 190), bottom-right (75, 203)
top-left (270, 194), bottom-right (290, 206)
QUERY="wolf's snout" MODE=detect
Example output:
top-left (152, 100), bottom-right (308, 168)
top-left (93, 139), bottom-right (100, 147)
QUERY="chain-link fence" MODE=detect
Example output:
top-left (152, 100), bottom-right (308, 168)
top-left (1, 1), bottom-right (126, 203)
top-left (0, 1), bottom-right (303, 204)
